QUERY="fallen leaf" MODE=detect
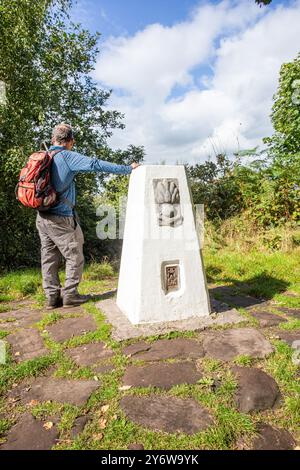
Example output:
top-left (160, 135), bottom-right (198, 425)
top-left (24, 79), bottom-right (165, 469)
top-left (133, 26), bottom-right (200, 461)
top-left (93, 376), bottom-right (99, 381)
top-left (93, 433), bottom-right (103, 441)
top-left (99, 418), bottom-right (107, 429)
top-left (15, 352), bottom-right (20, 356)
top-left (119, 385), bottom-right (131, 391)
top-left (43, 421), bottom-right (54, 430)
top-left (8, 397), bottom-right (20, 404)
top-left (28, 399), bottom-right (39, 407)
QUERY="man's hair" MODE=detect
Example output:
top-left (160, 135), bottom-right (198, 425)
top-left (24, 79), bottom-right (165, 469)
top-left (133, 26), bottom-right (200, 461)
top-left (51, 123), bottom-right (74, 145)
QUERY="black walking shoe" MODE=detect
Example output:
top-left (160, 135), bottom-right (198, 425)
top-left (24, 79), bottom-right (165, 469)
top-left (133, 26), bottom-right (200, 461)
top-left (63, 293), bottom-right (91, 307)
top-left (46, 294), bottom-right (63, 310)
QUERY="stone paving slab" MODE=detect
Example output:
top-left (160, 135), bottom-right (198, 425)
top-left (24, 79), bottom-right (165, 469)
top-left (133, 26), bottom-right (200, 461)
top-left (123, 338), bottom-right (204, 362)
top-left (70, 415), bottom-right (91, 439)
top-left (0, 308), bottom-right (44, 329)
top-left (8, 377), bottom-right (100, 406)
top-left (53, 305), bottom-right (85, 316)
top-left (203, 328), bottom-right (274, 361)
top-left (97, 297), bottom-right (244, 341)
top-left (276, 330), bottom-right (300, 346)
top-left (46, 315), bottom-right (97, 342)
top-left (123, 362), bottom-right (202, 389)
top-left (0, 413), bottom-right (59, 450)
top-left (128, 443), bottom-right (144, 450)
top-left (120, 395), bottom-right (213, 434)
top-left (0, 321), bottom-right (17, 332)
top-left (7, 328), bottom-right (48, 363)
top-left (209, 296), bottom-right (235, 313)
top-left (209, 286), bottom-right (267, 309)
top-left (251, 424), bottom-right (296, 450)
top-left (66, 342), bottom-right (114, 366)
top-left (232, 366), bottom-right (280, 413)
top-left (248, 310), bottom-right (287, 327)
top-left (123, 341), bottom-right (151, 357)
top-left (91, 363), bottom-right (115, 374)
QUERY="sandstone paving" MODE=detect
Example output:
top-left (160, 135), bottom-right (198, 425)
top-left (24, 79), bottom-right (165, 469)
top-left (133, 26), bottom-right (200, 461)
top-left (203, 327), bottom-right (274, 361)
top-left (120, 395), bottom-right (213, 434)
top-left (123, 362), bottom-right (202, 389)
top-left (46, 315), bottom-right (97, 342)
top-left (123, 338), bottom-right (204, 362)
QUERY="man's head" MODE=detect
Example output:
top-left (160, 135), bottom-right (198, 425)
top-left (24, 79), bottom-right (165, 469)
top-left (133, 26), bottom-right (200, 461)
top-left (51, 123), bottom-right (74, 150)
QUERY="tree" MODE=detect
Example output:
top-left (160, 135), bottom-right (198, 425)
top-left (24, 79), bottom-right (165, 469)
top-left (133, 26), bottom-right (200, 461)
top-left (265, 53), bottom-right (300, 157)
top-left (0, 0), bottom-right (144, 268)
top-left (255, 0), bottom-right (272, 5)
top-left (188, 51), bottom-right (300, 228)
top-left (186, 154), bottom-right (243, 222)
top-left (262, 53), bottom-right (300, 224)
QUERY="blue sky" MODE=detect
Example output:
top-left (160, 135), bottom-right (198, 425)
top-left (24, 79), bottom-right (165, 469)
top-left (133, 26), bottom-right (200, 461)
top-left (70, 0), bottom-right (300, 163)
top-left (72, 0), bottom-right (288, 37)
top-left (72, 0), bottom-right (208, 36)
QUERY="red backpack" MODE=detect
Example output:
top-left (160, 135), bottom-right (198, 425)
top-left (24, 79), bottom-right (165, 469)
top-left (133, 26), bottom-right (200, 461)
top-left (16, 147), bottom-right (64, 210)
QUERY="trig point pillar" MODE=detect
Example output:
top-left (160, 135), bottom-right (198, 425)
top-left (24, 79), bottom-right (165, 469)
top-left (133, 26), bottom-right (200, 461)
top-left (117, 165), bottom-right (210, 325)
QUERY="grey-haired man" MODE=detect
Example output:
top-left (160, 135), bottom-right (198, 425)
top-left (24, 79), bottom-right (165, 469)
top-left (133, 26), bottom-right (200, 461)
top-left (36, 123), bottom-right (139, 309)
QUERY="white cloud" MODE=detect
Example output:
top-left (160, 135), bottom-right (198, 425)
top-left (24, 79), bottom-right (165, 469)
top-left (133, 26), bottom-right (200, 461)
top-left (94, 0), bottom-right (300, 163)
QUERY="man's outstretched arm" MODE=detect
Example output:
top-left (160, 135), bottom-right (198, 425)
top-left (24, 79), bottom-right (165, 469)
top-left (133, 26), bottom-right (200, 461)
top-left (64, 151), bottom-right (139, 175)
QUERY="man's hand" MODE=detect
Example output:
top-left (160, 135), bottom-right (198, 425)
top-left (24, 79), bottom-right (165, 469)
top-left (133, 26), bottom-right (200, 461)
top-left (131, 162), bottom-right (140, 170)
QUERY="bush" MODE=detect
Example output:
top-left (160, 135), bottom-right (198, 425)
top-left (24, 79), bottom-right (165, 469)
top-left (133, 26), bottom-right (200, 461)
top-left (204, 215), bottom-right (300, 253)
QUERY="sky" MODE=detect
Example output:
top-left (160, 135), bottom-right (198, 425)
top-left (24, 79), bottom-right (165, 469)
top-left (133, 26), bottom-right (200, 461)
top-left (71, 0), bottom-right (300, 163)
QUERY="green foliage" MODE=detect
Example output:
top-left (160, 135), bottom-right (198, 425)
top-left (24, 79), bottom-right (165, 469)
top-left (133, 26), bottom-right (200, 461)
top-left (187, 52), bottom-right (300, 229)
top-left (258, 53), bottom-right (300, 226)
top-left (0, 269), bottom-right (41, 298)
top-left (0, 418), bottom-right (12, 436)
top-left (265, 53), bottom-right (300, 156)
top-left (255, 0), bottom-right (272, 5)
top-left (186, 154), bottom-right (243, 222)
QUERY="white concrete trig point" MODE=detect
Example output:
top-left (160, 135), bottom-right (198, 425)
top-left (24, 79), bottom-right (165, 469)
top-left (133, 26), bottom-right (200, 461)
top-left (117, 165), bottom-right (211, 325)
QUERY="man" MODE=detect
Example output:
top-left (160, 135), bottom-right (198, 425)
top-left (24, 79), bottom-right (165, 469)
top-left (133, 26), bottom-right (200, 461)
top-left (36, 122), bottom-right (139, 309)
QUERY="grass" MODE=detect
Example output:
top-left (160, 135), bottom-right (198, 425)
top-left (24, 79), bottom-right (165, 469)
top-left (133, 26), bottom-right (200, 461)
top-left (0, 354), bottom-right (58, 394)
top-left (263, 340), bottom-right (300, 431)
top-left (0, 259), bottom-right (116, 303)
top-left (0, 269), bottom-right (42, 299)
top-left (233, 355), bottom-right (254, 367)
top-left (0, 249), bottom-right (299, 449)
top-left (279, 319), bottom-right (300, 330)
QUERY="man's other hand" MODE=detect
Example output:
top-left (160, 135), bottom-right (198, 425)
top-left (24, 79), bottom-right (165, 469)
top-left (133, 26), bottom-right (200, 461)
top-left (131, 162), bottom-right (140, 170)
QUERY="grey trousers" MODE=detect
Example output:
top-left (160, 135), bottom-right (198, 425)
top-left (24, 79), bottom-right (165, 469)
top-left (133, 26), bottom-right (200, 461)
top-left (36, 212), bottom-right (84, 298)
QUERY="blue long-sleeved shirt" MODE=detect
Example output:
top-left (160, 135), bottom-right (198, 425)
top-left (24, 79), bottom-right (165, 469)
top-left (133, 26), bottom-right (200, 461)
top-left (48, 145), bottom-right (132, 216)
